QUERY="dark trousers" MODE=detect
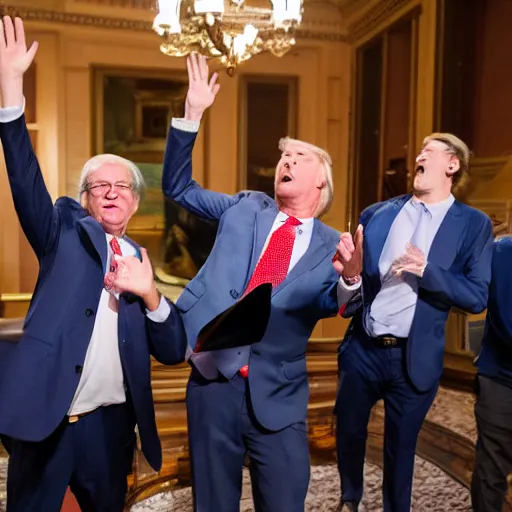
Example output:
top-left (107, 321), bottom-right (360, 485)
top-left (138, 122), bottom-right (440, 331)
top-left (3, 403), bottom-right (136, 512)
top-left (471, 374), bottom-right (512, 511)
top-left (335, 335), bottom-right (438, 512)
top-left (186, 368), bottom-right (310, 512)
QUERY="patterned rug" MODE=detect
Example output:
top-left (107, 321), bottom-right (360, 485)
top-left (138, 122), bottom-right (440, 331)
top-left (0, 387), bottom-right (476, 511)
top-left (131, 457), bottom-right (471, 511)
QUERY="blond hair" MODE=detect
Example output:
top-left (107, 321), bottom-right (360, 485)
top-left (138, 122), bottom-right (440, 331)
top-left (277, 137), bottom-right (334, 218)
top-left (422, 132), bottom-right (471, 190)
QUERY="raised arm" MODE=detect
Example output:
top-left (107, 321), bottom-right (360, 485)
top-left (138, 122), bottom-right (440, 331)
top-left (162, 53), bottom-right (241, 220)
top-left (0, 17), bottom-right (58, 259)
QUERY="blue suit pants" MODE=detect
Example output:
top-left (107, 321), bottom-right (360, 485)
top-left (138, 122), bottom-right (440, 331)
top-left (3, 403), bottom-right (135, 512)
top-left (186, 367), bottom-right (310, 512)
top-left (335, 334), bottom-right (438, 512)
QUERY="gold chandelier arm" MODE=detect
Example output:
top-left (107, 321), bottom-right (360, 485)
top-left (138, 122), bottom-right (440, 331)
top-left (204, 18), bottom-right (231, 58)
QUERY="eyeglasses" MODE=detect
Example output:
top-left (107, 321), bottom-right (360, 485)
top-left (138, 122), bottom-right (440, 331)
top-left (85, 181), bottom-right (133, 197)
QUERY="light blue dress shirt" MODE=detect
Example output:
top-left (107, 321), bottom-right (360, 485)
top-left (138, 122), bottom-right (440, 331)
top-left (366, 195), bottom-right (455, 337)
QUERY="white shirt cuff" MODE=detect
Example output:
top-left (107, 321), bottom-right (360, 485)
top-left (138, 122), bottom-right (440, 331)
top-left (0, 96), bottom-right (25, 123)
top-left (171, 118), bottom-right (200, 133)
top-left (146, 295), bottom-right (171, 322)
top-left (337, 276), bottom-right (361, 305)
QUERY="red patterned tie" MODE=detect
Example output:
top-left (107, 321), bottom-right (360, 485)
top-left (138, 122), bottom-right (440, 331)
top-left (243, 216), bottom-right (302, 296)
top-left (238, 216), bottom-right (301, 378)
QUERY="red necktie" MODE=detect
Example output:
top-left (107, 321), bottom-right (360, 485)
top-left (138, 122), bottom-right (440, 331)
top-left (110, 238), bottom-right (122, 256)
top-left (237, 216), bottom-right (301, 377)
top-left (243, 216), bottom-right (301, 296)
top-left (110, 238), bottom-right (122, 269)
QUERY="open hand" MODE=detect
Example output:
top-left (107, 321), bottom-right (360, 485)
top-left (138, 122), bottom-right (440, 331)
top-left (333, 224), bottom-right (363, 282)
top-left (391, 243), bottom-right (426, 278)
top-left (0, 17), bottom-right (38, 106)
top-left (185, 53), bottom-right (220, 121)
top-left (104, 248), bottom-right (159, 303)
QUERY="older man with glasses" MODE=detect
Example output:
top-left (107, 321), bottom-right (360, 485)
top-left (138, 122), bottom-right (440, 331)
top-left (0, 16), bottom-right (186, 512)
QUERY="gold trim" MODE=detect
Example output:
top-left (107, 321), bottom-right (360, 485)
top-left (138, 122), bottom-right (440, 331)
top-left (0, 293), bottom-right (32, 302)
top-left (0, 4), bottom-right (347, 42)
top-left (407, 15), bottom-right (419, 183)
top-left (308, 337), bottom-right (342, 343)
top-left (377, 32), bottom-right (388, 202)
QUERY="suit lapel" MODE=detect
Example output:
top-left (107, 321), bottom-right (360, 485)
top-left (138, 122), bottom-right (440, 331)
top-left (366, 195), bottom-right (410, 282)
top-left (273, 219), bottom-right (329, 295)
top-left (427, 201), bottom-right (464, 269)
top-left (78, 216), bottom-right (108, 273)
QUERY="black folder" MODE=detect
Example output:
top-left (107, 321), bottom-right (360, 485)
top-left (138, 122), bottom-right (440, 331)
top-left (194, 283), bottom-right (272, 353)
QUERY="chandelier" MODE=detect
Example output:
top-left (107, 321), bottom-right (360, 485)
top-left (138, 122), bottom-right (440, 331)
top-left (152, 0), bottom-right (303, 75)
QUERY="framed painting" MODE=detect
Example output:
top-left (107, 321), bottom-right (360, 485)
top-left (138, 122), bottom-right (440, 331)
top-left (93, 68), bottom-right (218, 286)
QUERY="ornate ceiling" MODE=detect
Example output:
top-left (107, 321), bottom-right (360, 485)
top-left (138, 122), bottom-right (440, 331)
top-left (68, 0), bottom-right (372, 15)
top-left (2, 0), bottom-right (402, 43)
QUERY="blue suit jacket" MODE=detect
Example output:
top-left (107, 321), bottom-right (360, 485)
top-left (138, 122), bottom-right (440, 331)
top-left (0, 115), bottom-right (187, 471)
top-left (341, 194), bottom-right (493, 392)
top-left (162, 127), bottom-right (340, 431)
top-left (475, 236), bottom-right (512, 386)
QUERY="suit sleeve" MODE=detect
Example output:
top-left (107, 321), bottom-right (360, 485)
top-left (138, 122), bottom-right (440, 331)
top-left (485, 238), bottom-right (512, 346)
top-left (145, 296), bottom-right (187, 364)
top-left (419, 214), bottom-right (493, 314)
top-left (162, 119), bottom-right (243, 220)
top-left (0, 111), bottom-right (59, 260)
top-left (336, 203), bottom-right (379, 317)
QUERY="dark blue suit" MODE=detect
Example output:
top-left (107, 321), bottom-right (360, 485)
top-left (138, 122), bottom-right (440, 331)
top-left (0, 115), bottom-right (187, 511)
top-left (335, 194), bottom-right (493, 511)
top-left (472, 236), bottom-right (512, 510)
top-left (163, 126), bottom-right (340, 511)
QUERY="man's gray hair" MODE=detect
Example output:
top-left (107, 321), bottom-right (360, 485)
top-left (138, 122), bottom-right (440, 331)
top-left (77, 154), bottom-right (146, 199)
top-left (277, 137), bottom-right (334, 218)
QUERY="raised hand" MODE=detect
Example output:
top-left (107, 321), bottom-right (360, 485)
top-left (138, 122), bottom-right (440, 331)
top-left (0, 17), bottom-right (38, 106)
top-left (184, 53), bottom-right (220, 121)
top-left (332, 224), bottom-right (363, 283)
top-left (104, 248), bottom-right (161, 310)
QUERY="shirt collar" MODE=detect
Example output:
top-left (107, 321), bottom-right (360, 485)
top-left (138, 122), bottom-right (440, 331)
top-left (411, 194), bottom-right (455, 215)
top-left (276, 210), bottom-right (314, 225)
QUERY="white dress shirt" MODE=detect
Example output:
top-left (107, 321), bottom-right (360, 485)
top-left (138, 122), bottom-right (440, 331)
top-left (68, 235), bottom-right (170, 416)
top-left (187, 210), bottom-right (315, 378)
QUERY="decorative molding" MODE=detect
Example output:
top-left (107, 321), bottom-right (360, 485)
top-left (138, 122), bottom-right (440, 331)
top-left (0, 4), bottom-right (152, 31)
top-left (0, 4), bottom-right (347, 41)
top-left (72, 0), bottom-right (153, 8)
top-left (347, 0), bottom-right (416, 43)
top-left (470, 155), bottom-right (512, 182)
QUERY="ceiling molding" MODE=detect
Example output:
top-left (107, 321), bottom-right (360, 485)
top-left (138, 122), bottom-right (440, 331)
top-left (347, 0), bottom-right (416, 42)
top-left (0, 3), bottom-right (347, 42)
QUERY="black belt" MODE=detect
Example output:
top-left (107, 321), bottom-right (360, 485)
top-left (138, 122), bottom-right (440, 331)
top-left (372, 335), bottom-right (407, 348)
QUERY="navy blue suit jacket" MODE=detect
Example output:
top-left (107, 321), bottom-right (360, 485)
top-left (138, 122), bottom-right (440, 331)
top-left (162, 126), bottom-right (340, 431)
top-left (341, 194), bottom-right (493, 392)
top-left (0, 115), bottom-right (187, 471)
top-left (475, 236), bottom-right (512, 387)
